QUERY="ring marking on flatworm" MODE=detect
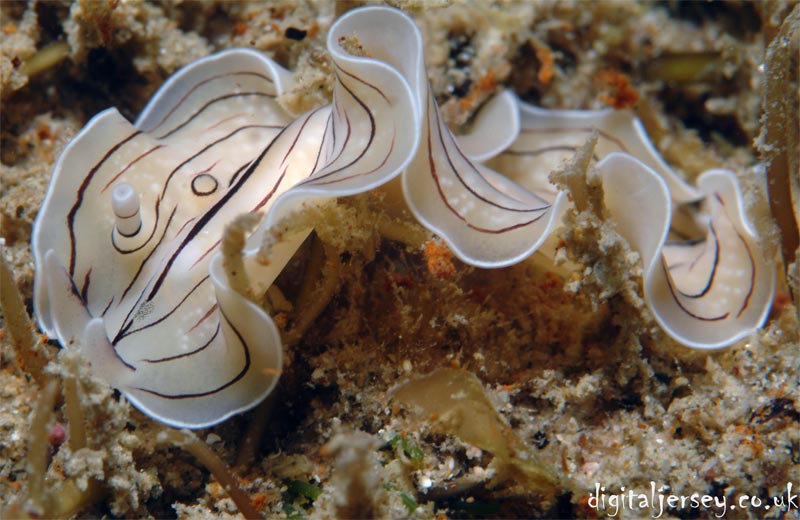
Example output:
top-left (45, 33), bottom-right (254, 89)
top-left (191, 174), bottom-right (219, 196)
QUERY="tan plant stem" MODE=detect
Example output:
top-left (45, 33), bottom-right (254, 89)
top-left (159, 429), bottom-right (264, 520)
top-left (761, 2), bottom-right (800, 284)
top-left (235, 392), bottom-right (277, 469)
top-left (61, 352), bottom-right (87, 451)
top-left (48, 479), bottom-right (104, 518)
top-left (375, 216), bottom-right (430, 249)
top-left (285, 240), bottom-right (342, 345)
top-left (222, 212), bottom-right (263, 299)
top-left (0, 244), bottom-right (49, 384)
top-left (549, 131), bottom-right (599, 213)
top-left (25, 378), bottom-right (58, 517)
top-left (265, 284), bottom-right (293, 313)
top-left (20, 41), bottom-right (70, 78)
top-left (289, 235), bottom-right (326, 321)
top-left (762, 5), bottom-right (800, 303)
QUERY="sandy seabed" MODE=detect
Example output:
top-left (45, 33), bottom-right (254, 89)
top-left (1, 2), bottom-right (798, 519)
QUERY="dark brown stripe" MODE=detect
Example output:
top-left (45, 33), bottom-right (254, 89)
top-left (132, 306), bottom-right (252, 399)
top-left (297, 68), bottom-right (376, 184)
top-left (307, 132), bottom-right (395, 186)
top-left (101, 297), bottom-right (114, 317)
top-left (279, 110), bottom-right (323, 170)
top-left (661, 257), bottom-right (729, 322)
top-left (520, 126), bottom-right (630, 154)
top-left (141, 323), bottom-right (220, 364)
top-left (144, 71), bottom-right (274, 134)
top-left (80, 267), bottom-right (92, 304)
top-left (101, 144), bottom-right (164, 193)
top-left (156, 93), bottom-right (277, 140)
top-left (158, 124), bottom-right (278, 201)
top-left (674, 222), bottom-right (719, 299)
top-left (188, 304), bottom-right (218, 333)
top-left (227, 161), bottom-right (253, 188)
top-left (433, 97), bottom-right (549, 214)
top-left (115, 275), bottom-right (210, 344)
top-left (145, 119), bottom-right (299, 301)
top-left (336, 63), bottom-right (391, 104)
top-left (252, 167), bottom-right (288, 212)
top-left (190, 238), bottom-right (222, 270)
top-left (68, 130), bottom-right (142, 277)
top-left (114, 205), bottom-right (177, 326)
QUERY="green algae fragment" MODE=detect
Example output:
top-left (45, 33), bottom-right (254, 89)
top-left (383, 482), bottom-right (419, 514)
top-left (399, 491), bottom-right (419, 514)
top-left (391, 368), bottom-right (558, 494)
top-left (387, 434), bottom-right (425, 467)
top-left (282, 479), bottom-right (322, 519)
top-left (285, 479), bottom-right (322, 505)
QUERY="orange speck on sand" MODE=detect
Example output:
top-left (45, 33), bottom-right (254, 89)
top-left (596, 70), bottom-right (639, 109)
top-left (384, 273), bottom-right (414, 291)
top-left (772, 291), bottom-right (791, 313)
top-left (741, 437), bottom-right (764, 456)
top-left (273, 312), bottom-right (287, 330)
top-left (541, 271), bottom-right (563, 290)
top-left (233, 22), bottom-right (248, 36)
top-left (533, 41), bottom-right (555, 85)
top-left (319, 442), bottom-right (332, 457)
top-left (424, 240), bottom-right (455, 280)
top-left (251, 492), bottom-right (268, 510)
top-left (208, 481), bottom-right (224, 498)
top-left (37, 122), bottom-right (54, 141)
top-left (477, 67), bottom-right (498, 92)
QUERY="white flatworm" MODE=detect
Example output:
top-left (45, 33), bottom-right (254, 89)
top-left (33, 7), bottom-right (420, 428)
top-left (32, 6), bottom-right (775, 428)
top-left (481, 105), bottom-right (775, 349)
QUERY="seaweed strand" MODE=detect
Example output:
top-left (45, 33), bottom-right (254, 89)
top-left (0, 243), bottom-right (49, 384)
top-left (159, 429), bottom-right (264, 520)
top-left (762, 5), bottom-right (800, 298)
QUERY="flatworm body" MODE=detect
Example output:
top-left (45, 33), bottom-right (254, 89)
top-left (33, 6), bottom-right (774, 428)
